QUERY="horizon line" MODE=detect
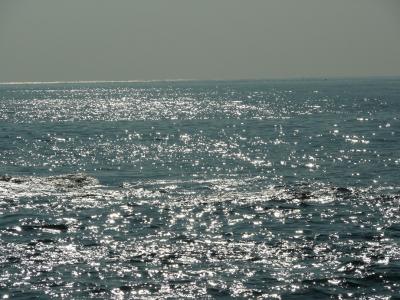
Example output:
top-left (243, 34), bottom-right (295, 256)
top-left (0, 75), bottom-right (399, 85)
top-left (0, 79), bottom-right (196, 85)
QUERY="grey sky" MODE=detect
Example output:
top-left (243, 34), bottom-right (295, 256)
top-left (0, 0), bottom-right (399, 82)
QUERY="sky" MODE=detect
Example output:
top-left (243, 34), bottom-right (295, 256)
top-left (0, 0), bottom-right (399, 82)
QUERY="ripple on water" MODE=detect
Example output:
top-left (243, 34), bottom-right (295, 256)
top-left (1, 174), bottom-right (400, 298)
top-left (1, 79), bottom-right (399, 298)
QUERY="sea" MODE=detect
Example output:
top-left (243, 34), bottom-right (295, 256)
top-left (0, 78), bottom-right (399, 299)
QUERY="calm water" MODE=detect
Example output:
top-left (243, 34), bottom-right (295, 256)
top-left (0, 78), bottom-right (399, 299)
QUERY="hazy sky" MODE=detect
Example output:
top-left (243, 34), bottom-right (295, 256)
top-left (0, 0), bottom-right (399, 82)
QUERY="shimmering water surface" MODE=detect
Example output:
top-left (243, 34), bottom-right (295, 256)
top-left (0, 78), bottom-right (399, 299)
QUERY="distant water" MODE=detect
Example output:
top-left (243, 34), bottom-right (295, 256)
top-left (0, 78), bottom-right (399, 299)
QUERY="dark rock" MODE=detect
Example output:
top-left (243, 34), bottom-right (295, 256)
top-left (249, 256), bottom-right (262, 262)
top-left (293, 191), bottom-right (311, 200)
top-left (148, 224), bottom-right (161, 229)
top-left (79, 193), bottom-right (97, 198)
top-left (0, 175), bottom-right (12, 182)
top-left (207, 287), bottom-right (230, 297)
top-left (336, 187), bottom-right (352, 193)
top-left (7, 256), bottom-right (21, 263)
top-left (41, 224), bottom-right (69, 231)
top-left (50, 173), bottom-right (97, 188)
top-left (83, 241), bottom-right (100, 247)
top-left (11, 178), bottom-right (24, 184)
top-left (37, 239), bottom-right (56, 244)
top-left (0, 174), bottom-right (24, 184)
top-left (21, 225), bottom-right (36, 231)
top-left (23, 224), bottom-right (68, 231)
top-left (90, 288), bottom-right (108, 294)
top-left (119, 286), bottom-right (132, 292)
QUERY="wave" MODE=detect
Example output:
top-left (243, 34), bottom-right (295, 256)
top-left (1, 173), bottom-right (398, 205)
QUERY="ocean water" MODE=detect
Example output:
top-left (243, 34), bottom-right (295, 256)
top-left (0, 78), bottom-right (399, 299)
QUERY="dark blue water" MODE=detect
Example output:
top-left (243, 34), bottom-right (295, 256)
top-left (0, 78), bottom-right (399, 299)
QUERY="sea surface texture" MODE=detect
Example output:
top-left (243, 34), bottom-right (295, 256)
top-left (0, 78), bottom-right (399, 299)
